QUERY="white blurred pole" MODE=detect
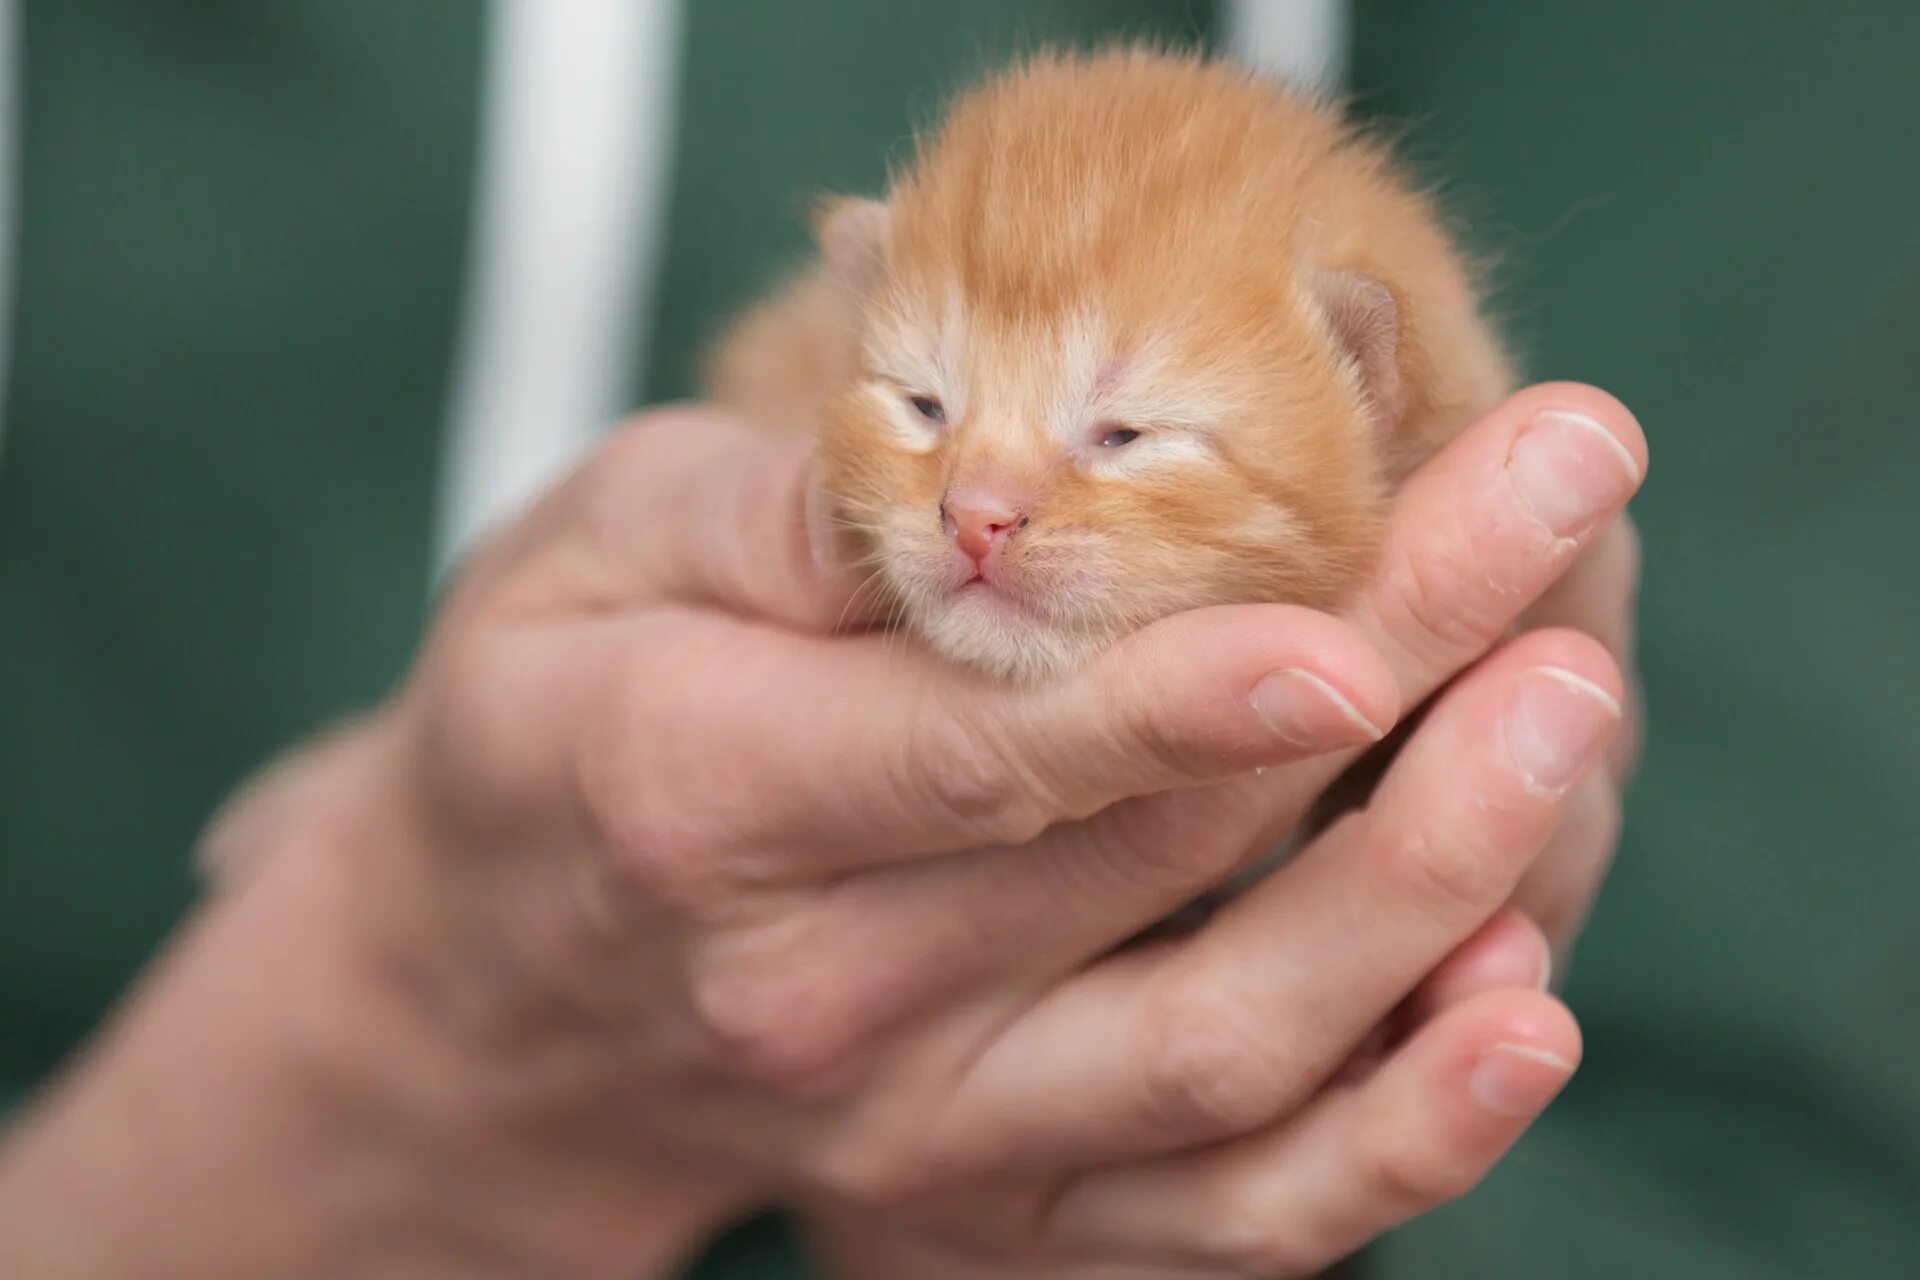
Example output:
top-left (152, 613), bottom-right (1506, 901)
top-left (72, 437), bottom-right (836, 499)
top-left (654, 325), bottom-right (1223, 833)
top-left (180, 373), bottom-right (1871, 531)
top-left (1225, 0), bottom-right (1348, 90)
top-left (435, 0), bottom-right (681, 571)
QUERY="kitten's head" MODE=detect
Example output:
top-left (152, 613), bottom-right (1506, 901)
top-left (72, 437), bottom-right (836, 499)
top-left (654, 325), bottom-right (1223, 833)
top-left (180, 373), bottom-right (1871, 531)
top-left (814, 51), bottom-right (1490, 680)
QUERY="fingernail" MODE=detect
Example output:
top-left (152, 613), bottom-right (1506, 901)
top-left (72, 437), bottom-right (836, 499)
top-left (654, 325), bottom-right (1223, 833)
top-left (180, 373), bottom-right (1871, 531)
top-left (1470, 1042), bottom-right (1576, 1117)
top-left (1508, 410), bottom-right (1641, 539)
top-left (1250, 669), bottom-right (1386, 748)
top-left (1503, 667), bottom-right (1620, 795)
top-left (1535, 936), bottom-right (1554, 992)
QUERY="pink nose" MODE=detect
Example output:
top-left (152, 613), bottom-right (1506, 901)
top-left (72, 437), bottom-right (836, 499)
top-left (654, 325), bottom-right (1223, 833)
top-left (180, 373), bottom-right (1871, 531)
top-left (943, 494), bottom-right (1027, 564)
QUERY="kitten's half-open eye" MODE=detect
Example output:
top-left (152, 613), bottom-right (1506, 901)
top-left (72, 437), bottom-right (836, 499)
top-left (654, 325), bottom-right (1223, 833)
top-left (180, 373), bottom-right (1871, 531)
top-left (906, 394), bottom-right (946, 424)
top-left (1097, 426), bottom-right (1141, 448)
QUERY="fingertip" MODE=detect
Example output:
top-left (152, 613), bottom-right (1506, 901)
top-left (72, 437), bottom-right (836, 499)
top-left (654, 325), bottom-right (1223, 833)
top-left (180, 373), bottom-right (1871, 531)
top-left (1457, 991), bottom-right (1583, 1119)
top-left (1444, 988), bottom-right (1584, 1077)
top-left (1356, 383), bottom-right (1645, 703)
top-left (1335, 990), bottom-right (1578, 1228)
top-left (1504, 628), bottom-right (1627, 709)
top-left (1286, 612), bottom-right (1406, 746)
top-left (1503, 381), bottom-right (1649, 482)
top-left (1250, 668), bottom-right (1389, 750)
top-left (1104, 604), bottom-right (1403, 757)
top-left (1382, 989), bottom-right (1579, 1137)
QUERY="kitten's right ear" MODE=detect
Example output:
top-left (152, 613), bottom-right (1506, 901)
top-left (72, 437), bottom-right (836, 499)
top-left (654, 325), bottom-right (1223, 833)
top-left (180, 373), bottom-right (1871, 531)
top-left (813, 196), bottom-right (891, 299)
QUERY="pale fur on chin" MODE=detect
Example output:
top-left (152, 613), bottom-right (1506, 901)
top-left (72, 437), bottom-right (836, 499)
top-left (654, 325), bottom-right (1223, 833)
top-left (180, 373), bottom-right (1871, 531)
top-left (918, 604), bottom-right (1105, 683)
top-left (708, 47), bottom-right (1514, 681)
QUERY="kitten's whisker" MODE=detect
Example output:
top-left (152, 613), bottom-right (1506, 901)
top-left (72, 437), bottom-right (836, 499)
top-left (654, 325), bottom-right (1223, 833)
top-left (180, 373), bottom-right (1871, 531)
top-left (833, 566), bottom-right (892, 638)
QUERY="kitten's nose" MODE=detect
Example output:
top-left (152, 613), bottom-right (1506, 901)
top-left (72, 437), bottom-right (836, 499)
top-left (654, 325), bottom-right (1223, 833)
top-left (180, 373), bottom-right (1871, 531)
top-left (942, 493), bottom-right (1028, 565)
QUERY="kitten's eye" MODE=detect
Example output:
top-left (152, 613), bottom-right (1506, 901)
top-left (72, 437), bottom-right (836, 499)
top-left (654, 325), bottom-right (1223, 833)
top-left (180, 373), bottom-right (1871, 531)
top-left (1098, 427), bottom-right (1142, 448)
top-left (907, 394), bottom-right (946, 424)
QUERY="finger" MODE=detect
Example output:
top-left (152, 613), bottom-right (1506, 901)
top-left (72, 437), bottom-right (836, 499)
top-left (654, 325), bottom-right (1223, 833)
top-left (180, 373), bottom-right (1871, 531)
top-left (1176, 383), bottom-right (1647, 887)
top-left (1520, 517), bottom-right (1643, 780)
top-left (1470, 511), bottom-right (1638, 973)
top-left (469, 406), bottom-right (882, 633)
top-left (1523, 516), bottom-right (1640, 661)
top-left (1510, 771), bottom-right (1621, 973)
top-left (935, 629), bottom-right (1617, 1172)
top-left (1039, 989), bottom-right (1579, 1277)
top-left (568, 599), bottom-right (1400, 880)
top-left (1352, 383), bottom-right (1646, 698)
top-left (1336, 908), bottom-right (1551, 1085)
top-left (1407, 907), bottom-right (1553, 1022)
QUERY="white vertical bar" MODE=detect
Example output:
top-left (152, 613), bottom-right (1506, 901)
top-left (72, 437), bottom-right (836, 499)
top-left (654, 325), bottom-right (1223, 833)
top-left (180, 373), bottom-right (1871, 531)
top-left (1225, 0), bottom-right (1349, 90)
top-left (435, 0), bottom-right (682, 570)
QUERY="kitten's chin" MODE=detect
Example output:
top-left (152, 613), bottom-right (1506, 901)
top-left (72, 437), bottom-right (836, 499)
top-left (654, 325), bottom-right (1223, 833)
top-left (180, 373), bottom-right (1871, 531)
top-left (917, 595), bottom-right (1109, 683)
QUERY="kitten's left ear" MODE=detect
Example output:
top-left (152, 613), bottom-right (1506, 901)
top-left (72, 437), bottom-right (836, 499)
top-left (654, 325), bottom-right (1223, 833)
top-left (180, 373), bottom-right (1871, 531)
top-left (813, 196), bottom-right (891, 299)
top-left (1310, 269), bottom-right (1404, 436)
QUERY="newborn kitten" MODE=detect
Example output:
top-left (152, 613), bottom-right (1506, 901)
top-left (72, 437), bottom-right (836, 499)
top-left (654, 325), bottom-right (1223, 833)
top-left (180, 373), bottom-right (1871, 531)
top-left (710, 48), bottom-right (1514, 681)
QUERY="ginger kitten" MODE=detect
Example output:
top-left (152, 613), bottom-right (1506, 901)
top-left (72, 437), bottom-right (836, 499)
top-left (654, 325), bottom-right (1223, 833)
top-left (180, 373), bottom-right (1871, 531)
top-left (710, 48), bottom-right (1514, 681)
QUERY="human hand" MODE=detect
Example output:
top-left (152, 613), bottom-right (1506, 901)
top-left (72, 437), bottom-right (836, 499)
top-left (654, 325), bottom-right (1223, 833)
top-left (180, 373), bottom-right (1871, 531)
top-left (0, 384), bottom-right (1642, 1280)
top-left (368, 381), bottom-right (1639, 1273)
top-left (797, 384), bottom-right (1645, 1276)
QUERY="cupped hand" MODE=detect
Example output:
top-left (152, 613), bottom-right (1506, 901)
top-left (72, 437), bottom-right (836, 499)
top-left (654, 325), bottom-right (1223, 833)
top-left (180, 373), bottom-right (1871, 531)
top-left (336, 384), bottom-right (1637, 1274)
top-left (11, 383), bottom-right (1641, 1280)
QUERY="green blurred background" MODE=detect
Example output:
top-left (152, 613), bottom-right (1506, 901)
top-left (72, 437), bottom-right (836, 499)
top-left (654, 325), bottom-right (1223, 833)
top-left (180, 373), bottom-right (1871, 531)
top-left (1, 3), bottom-right (1914, 1277)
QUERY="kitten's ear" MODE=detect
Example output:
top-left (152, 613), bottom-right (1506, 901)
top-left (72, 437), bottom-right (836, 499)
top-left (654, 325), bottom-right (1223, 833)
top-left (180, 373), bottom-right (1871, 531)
top-left (813, 196), bottom-right (891, 299)
top-left (1311, 269), bottom-right (1404, 436)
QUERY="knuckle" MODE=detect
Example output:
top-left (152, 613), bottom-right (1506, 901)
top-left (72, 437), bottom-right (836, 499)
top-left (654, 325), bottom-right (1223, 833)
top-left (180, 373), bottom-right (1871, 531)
top-left (578, 752), bottom-right (723, 904)
top-left (812, 1131), bottom-right (947, 1210)
top-left (1198, 1170), bottom-right (1335, 1279)
top-left (1102, 658), bottom-right (1208, 786)
top-left (573, 644), bottom-right (744, 904)
top-left (581, 417), bottom-right (683, 531)
top-left (1355, 1127), bottom-right (1482, 1209)
top-left (615, 808), bottom-right (721, 902)
top-left (1210, 1211), bottom-right (1318, 1280)
top-left (598, 406), bottom-right (734, 477)
top-left (1135, 987), bottom-right (1289, 1137)
top-left (689, 959), bottom-right (866, 1097)
top-left (1370, 820), bottom-right (1510, 926)
top-left (581, 410), bottom-right (747, 560)
top-left (1379, 533), bottom-right (1505, 670)
top-left (1083, 781), bottom-right (1269, 902)
top-left (1119, 696), bottom-right (1213, 789)
top-left (904, 704), bottom-right (1055, 846)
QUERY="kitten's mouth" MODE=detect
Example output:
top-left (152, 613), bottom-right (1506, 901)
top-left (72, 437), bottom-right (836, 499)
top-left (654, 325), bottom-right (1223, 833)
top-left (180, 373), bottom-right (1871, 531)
top-left (951, 571), bottom-right (1034, 617)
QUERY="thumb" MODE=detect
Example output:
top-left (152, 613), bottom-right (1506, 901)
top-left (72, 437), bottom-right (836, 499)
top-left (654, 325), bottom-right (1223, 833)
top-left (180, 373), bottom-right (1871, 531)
top-left (472, 405), bottom-right (883, 632)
